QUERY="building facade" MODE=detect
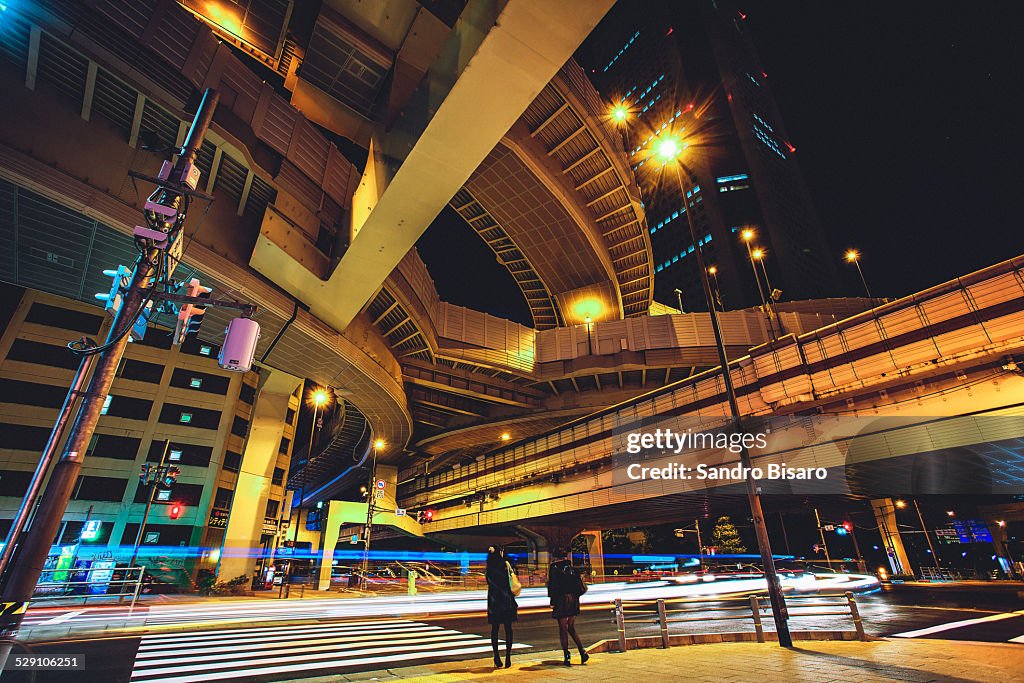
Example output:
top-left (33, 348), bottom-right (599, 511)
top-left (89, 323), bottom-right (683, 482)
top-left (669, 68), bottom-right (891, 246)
top-left (579, 0), bottom-right (840, 312)
top-left (0, 287), bottom-right (299, 585)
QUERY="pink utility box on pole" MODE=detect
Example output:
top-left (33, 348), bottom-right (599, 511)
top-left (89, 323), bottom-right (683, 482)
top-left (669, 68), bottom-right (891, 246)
top-left (218, 317), bottom-right (261, 372)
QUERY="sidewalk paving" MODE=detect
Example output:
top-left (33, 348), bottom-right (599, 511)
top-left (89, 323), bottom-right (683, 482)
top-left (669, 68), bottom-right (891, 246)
top-left (306, 639), bottom-right (1024, 683)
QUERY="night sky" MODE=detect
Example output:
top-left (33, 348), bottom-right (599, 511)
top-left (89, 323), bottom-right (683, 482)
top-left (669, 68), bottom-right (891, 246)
top-left (416, 2), bottom-right (1024, 322)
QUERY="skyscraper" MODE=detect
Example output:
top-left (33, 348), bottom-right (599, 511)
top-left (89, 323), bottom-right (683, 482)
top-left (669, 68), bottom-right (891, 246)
top-left (579, 0), bottom-right (840, 312)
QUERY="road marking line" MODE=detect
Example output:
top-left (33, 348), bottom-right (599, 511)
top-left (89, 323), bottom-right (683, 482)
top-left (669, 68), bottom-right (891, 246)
top-left (1009, 634), bottom-right (1024, 643)
top-left (891, 610), bottom-right (1024, 638)
top-left (35, 609), bottom-right (86, 626)
top-left (135, 627), bottom-right (454, 657)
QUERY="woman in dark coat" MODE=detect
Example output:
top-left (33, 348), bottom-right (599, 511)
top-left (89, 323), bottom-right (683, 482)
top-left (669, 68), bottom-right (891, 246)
top-left (547, 547), bottom-right (588, 666)
top-left (485, 545), bottom-right (517, 668)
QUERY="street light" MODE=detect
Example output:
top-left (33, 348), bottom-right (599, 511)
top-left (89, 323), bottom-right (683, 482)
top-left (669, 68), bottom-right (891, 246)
top-left (673, 288), bottom-right (684, 313)
top-left (361, 438), bottom-right (386, 588)
top-left (640, 119), bottom-right (792, 647)
top-left (740, 228), bottom-right (774, 337)
top-left (707, 265), bottom-right (723, 311)
top-left (844, 248), bottom-right (873, 300)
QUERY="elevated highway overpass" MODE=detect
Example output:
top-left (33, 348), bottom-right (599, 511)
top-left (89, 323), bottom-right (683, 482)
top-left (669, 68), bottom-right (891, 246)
top-left (396, 256), bottom-right (1024, 532)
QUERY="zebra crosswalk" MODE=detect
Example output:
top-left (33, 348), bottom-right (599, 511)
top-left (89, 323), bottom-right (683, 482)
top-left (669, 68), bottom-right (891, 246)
top-left (129, 618), bottom-right (530, 682)
top-left (891, 610), bottom-right (1024, 643)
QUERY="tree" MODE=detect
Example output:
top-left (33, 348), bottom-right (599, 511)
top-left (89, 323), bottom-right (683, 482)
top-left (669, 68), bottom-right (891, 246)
top-left (711, 516), bottom-right (746, 554)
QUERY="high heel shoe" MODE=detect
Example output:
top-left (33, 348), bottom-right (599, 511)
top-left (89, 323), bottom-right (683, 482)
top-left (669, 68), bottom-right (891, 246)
top-left (579, 651), bottom-right (590, 665)
top-left (493, 655), bottom-right (502, 668)
top-left (504, 655), bottom-right (512, 668)
top-left (563, 650), bottom-right (572, 666)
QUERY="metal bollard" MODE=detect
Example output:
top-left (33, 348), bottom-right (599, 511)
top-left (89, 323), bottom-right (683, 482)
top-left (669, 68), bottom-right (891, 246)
top-left (614, 598), bottom-right (627, 652)
top-left (749, 594), bottom-right (765, 643)
top-left (846, 591), bottom-right (866, 641)
top-left (656, 598), bottom-right (670, 648)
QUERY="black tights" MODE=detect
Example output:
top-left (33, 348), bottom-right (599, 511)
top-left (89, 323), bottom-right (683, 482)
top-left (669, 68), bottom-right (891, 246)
top-left (557, 616), bottom-right (584, 653)
top-left (491, 622), bottom-right (513, 661)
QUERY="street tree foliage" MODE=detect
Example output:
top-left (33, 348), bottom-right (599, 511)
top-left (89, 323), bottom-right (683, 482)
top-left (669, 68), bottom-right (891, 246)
top-left (711, 515), bottom-right (746, 554)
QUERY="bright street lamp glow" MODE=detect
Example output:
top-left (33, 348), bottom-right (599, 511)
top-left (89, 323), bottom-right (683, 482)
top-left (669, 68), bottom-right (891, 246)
top-left (611, 104), bottom-right (628, 122)
top-left (312, 389), bottom-right (329, 406)
top-left (373, 439), bottom-right (386, 450)
top-left (708, 265), bottom-right (718, 275)
top-left (751, 248), bottom-right (764, 261)
top-left (895, 499), bottom-right (907, 509)
top-left (845, 249), bottom-right (860, 263)
top-left (500, 432), bottom-right (511, 442)
top-left (655, 136), bottom-right (681, 162)
top-left (740, 228), bottom-right (755, 242)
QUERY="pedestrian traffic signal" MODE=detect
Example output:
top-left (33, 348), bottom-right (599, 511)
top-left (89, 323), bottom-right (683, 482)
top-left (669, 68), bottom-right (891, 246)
top-left (169, 504), bottom-right (182, 519)
top-left (174, 278), bottom-right (211, 344)
top-left (841, 521), bottom-right (853, 533)
top-left (417, 509), bottom-right (434, 524)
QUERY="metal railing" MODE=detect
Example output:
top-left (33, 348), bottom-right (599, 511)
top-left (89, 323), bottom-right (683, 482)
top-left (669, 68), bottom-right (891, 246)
top-left (612, 591), bottom-right (865, 651)
top-left (31, 566), bottom-right (146, 609)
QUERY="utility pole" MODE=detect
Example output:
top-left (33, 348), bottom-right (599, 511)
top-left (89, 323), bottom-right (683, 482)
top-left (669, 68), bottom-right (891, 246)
top-left (814, 508), bottom-right (833, 568)
top-left (912, 499), bottom-right (941, 570)
top-left (0, 350), bottom-right (97, 580)
top-left (0, 90), bottom-right (220, 664)
top-left (672, 164), bottom-right (791, 647)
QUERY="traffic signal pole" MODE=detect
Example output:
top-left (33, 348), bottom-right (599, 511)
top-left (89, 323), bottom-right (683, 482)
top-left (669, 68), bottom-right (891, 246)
top-left (130, 440), bottom-right (171, 567)
top-left (0, 90), bottom-right (219, 663)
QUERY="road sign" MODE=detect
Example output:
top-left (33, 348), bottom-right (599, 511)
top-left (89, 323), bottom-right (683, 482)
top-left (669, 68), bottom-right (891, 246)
top-left (374, 490), bottom-right (384, 499)
top-left (350, 534), bottom-right (359, 544)
top-left (822, 524), bottom-right (835, 532)
top-left (376, 479), bottom-right (386, 489)
top-left (395, 508), bottom-right (406, 517)
top-left (80, 519), bottom-right (102, 541)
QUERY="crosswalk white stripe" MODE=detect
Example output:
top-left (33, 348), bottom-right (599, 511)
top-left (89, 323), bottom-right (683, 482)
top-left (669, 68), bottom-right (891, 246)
top-left (130, 643), bottom-right (529, 683)
top-left (136, 626), bottom-right (450, 656)
top-left (139, 618), bottom-right (411, 640)
top-left (1009, 634), bottom-right (1024, 643)
top-left (134, 626), bottom-right (442, 655)
top-left (134, 632), bottom-right (484, 668)
top-left (129, 636), bottom-right (500, 680)
top-left (891, 610), bottom-right (1024, 638)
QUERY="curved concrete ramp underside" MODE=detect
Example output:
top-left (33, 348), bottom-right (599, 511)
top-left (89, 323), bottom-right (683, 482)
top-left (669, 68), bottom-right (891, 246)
top-left (0, 147), bottom-right (413, 455)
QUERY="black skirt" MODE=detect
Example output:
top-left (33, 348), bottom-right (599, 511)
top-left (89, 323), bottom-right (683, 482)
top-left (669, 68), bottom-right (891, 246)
top-left (487, 587), bottom-right (518, 624)
top-left (551, 592), bottom-right (580, 619)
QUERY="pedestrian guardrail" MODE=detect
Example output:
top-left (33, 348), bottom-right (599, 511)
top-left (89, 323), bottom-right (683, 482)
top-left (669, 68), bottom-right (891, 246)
top-left (31, 566), bottom-right (146, 608)
top-left (612, 591), bottom-right (866, 651)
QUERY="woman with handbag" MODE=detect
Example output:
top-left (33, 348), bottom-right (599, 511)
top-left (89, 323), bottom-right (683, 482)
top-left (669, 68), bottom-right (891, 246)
top-left (485, 545), bottom-right (518, 668)
top-left (546, 547), bottom-right (589, 666)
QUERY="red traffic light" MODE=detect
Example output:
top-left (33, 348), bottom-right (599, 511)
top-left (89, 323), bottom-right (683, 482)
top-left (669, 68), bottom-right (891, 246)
top-left (423, 509), bottom-right (434, 522)
top-left (842, 521), bottom-right (853, 533)
top-left (169, 504), bottom-right (182, 519)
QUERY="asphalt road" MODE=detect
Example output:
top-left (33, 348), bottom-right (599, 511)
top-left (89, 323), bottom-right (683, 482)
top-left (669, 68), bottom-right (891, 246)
top-left (6, 584), bottom-right (1023, 683)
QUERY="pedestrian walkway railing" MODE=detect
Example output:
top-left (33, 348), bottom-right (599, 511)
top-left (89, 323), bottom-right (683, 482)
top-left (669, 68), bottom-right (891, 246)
top-left (612, 591), bottom-right (866, 651)
top-left (919, 567), bottom-right (958, 581)
top-left (31, 566), bottom-right (146, 609)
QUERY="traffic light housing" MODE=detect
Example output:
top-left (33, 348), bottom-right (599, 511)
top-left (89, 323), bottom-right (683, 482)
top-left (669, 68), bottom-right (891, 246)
top-left (169, 504), bottom-right (182, 520)
top-left (841, 521), bottom-right (853, 533)
top-left (174, 278), bottom-right (211, 344)
top-left (161, 465), bottom-right (180, 488)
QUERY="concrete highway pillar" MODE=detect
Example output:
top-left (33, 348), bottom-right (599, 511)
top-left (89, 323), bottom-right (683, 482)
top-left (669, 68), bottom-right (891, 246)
top-left (217, 370), bottom-right (302, 581)
top-left (577, 530), bottom-right (605, 580)
top-left (871, 498), bottom-right (914, 577)
top-left (314, 465), bottom-right (399, 590)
